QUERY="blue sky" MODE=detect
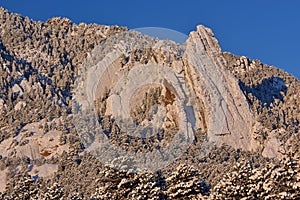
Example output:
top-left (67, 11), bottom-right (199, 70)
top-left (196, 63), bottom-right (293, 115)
top-left (1, 0), bottom-right (299, 79)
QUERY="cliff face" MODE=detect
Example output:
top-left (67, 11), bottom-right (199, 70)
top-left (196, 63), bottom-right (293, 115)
top-left (186, 25), bottom-right (258, 151)
top-left (188, 26), bottom-right (300, 159)
top-left (0, 7), bottom-right (299, 199)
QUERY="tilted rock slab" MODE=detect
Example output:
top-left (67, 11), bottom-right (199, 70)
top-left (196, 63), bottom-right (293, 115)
top-left (73, 25), bottom-right (260, 172)
top-left (185, 25), bottom-right (258, 151)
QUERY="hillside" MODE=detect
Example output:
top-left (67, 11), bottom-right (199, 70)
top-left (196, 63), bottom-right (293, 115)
top-left (0, 7), bottom-right (299, 199)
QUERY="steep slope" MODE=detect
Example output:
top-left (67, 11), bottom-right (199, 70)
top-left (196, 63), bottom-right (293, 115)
top-left (0, 7), bottom-right (299, 199)
top-left (0, 7), bottom-right (126, 137)
top-left (224, 53), bottom-right (300, 158)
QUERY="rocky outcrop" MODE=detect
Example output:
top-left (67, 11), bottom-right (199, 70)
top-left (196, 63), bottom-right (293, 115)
top-left (0, 99), bottom-right (3, 111)
top-left (185, 25), bottom-right (258, 151)
top-left (0, 169), bottom-right (7, 193)
top-left (224, 48), bottom-right (300, 160)
top-left (0, 7), bottom-right (299, 199)
top-left (0, 120), bottom-right (69, 160)
top-left (75, 25), bottom-right (260, 173)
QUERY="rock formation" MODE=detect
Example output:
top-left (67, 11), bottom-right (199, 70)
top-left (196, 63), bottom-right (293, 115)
top-left (0, 7), bottom-right (299, 199)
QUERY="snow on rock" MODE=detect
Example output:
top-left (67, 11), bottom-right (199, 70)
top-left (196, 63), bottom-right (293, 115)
top-left (262, 133), bottom-right (284, 158)
top-left (14, 101), bottom-right (26, 111)
top-left (29, 163), bottom-right (58, 179)
top-left (12, 84), bottom-right (23, 95)
top-left (0, 169), bottom-right (8, 193)
top-left (0, 121), bottom-right (69, 160)
top-left (185, 25), bottom-right (258, 151)
top-left (0, 98), bottom-right (4, 111)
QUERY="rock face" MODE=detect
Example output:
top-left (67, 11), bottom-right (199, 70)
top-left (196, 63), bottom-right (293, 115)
top-left (72, 25), bottom-right (261, 173)
top-left (0, 169), bottom-right (8, 193)
top-left (185, 25), bottom-right (257, 151)
top-left (0, 7), bottom-right (299, 199)
top-left (0, 99), bottom-right (3, 111)
top-left (0, 120), bottom-right (69, 160)
top-left (224, 52), bottom-right (300, 160)
top-left (28, 163), bottom-right (59, 179)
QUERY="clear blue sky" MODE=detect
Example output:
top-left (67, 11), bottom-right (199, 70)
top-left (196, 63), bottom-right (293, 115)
top-left (1, 0), bottom-right (299, 79)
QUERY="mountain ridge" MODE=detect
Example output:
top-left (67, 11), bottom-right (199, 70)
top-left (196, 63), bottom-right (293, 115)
top-left (0, 7), bottom-right (299, 199)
